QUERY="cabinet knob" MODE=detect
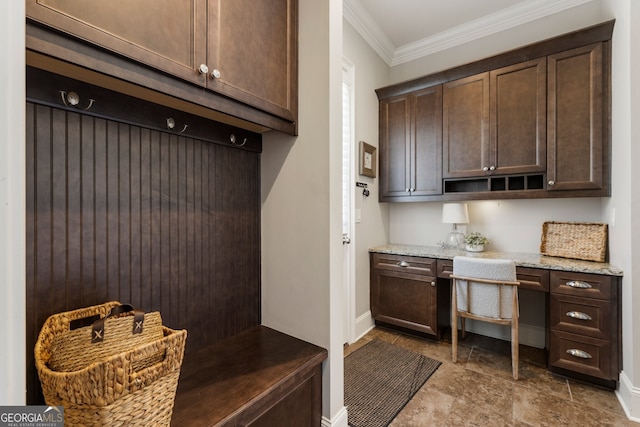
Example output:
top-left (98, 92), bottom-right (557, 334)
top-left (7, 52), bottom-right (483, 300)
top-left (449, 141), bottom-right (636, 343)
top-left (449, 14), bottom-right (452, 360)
top-left (489, 165), bottom-right (495, 171)
top-left (483, 166), bottom-right (489, 172)
top-left (397, 261), bottom-right (409, 267)
top-left (198, 64), bottom-right (209, 74)
top-left (405, 188), bottom-right (410, 193)
top-left (211, 68), bottom-right (222, 79)
top-left (548, 180), bottom-right (555, 186)
top-left (430, 281), bottom-right (436, 287)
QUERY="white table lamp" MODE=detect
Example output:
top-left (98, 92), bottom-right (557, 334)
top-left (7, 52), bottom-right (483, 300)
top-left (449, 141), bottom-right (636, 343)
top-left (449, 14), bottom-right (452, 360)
top-left (442, 203), bottom-right (469, 249)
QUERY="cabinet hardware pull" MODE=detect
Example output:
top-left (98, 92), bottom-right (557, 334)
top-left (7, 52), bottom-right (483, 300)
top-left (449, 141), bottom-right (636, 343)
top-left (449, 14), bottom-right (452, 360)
top-left (483, 166), bottom-right (489, 172)
top-left (566, 311), bottom-right (592, 321)
top-left (430, 281), bottom-right (436, 287)
top-left (489, 165), bottom-right (495, 171)
top-left (548, 180), bottom-right (555, 186)
top-left (198, 64), bottom-right (209, 74)
top-left (211, 68), bottom-right (222, 79)
top-left (397, 261), bottom-right (409, 267)
top-left (565, 280), bottom-right (592, 289)
top-left (566, 348), bottom-right (592, 359)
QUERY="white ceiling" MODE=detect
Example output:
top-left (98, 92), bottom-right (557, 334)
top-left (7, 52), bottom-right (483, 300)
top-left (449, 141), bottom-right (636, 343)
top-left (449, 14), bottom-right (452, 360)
top-left (344, 0), bottom-right (596, 66)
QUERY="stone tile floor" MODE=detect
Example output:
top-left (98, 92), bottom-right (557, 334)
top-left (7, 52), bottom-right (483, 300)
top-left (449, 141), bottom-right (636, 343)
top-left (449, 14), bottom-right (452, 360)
top-left (345, 327), bottom-right (636, 426)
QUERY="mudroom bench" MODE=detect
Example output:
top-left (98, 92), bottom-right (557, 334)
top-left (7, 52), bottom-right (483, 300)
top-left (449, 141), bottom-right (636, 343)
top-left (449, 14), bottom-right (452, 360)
top-left (171, 326), bottom-right (327, 427)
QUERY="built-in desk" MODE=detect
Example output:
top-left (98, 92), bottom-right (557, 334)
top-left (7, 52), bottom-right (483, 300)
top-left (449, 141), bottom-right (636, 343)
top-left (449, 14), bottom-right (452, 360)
top-left (369, 244), bottom-right (623, 388)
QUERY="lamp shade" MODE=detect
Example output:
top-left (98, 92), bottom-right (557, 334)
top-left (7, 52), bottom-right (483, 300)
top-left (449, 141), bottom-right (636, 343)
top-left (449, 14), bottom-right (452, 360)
top-left (442, 203), bottom-right (469, 224)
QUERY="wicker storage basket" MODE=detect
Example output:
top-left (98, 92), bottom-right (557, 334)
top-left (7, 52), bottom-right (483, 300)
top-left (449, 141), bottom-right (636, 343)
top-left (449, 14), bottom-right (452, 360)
top-left (540, 221), bottom-right (608, 262)
top-left (35, 302), bottom-right (187, 427)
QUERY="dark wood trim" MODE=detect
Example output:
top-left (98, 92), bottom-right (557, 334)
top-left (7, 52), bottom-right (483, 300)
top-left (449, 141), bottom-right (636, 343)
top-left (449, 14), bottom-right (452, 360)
top-left (27, 67), bottom-right (262, 153)
top-left (376, 20), bottom-right (615, 100)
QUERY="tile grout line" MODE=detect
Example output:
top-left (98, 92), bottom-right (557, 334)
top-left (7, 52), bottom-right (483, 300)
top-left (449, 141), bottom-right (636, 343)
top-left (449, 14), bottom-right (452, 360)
top-left (566, 379), bottom-right (573, 401)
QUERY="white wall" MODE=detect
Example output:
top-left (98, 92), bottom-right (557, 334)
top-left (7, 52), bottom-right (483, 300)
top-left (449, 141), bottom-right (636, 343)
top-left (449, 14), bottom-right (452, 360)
top-left (261, 0), bottom-right (347, 425)
top-left (0, 1), bottom-right (26, 404)
top-left (343, 19), bottom-right (390, 336)
top-left (601, 0), bottom-right (640, 420)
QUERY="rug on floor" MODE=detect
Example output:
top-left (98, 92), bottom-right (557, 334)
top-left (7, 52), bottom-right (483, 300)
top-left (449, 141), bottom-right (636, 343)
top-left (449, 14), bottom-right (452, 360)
top-left (344, 339), bottom-right (442, 427)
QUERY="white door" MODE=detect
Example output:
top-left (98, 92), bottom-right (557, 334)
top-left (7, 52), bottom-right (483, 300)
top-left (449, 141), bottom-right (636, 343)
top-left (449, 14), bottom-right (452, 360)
top-left (342, 60), bottom-right (356, 344)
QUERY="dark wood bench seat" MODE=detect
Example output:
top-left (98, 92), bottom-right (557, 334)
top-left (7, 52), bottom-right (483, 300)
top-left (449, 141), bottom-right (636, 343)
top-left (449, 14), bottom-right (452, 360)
top-left (171, 325), bottom-right (328, 427)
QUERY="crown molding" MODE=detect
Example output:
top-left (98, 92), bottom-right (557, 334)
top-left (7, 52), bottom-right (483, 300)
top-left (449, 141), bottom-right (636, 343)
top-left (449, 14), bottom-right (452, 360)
top-left (343, 0), bottom-right (395, 65)
top-left (344, 0), bottom-right (597, 67)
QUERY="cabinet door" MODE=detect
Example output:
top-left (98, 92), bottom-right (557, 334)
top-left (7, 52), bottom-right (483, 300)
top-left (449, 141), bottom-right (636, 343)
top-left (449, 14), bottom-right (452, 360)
top-left (490, 58), bottom-right (546, 175)
top-left (443, 73), bottom-right (490, 178)
top-left (411, 86), bottom-right (443, 196)
top-left (379, 95), bottom-right (411, 199)
top-left (547, 43), bottom-right (606, 191)
top-left (371, 270), bottom-right (438, 336)
top-left (26, 0), bottom-right (208, 86)
top-left (208, 0), bottom-right (298, 123)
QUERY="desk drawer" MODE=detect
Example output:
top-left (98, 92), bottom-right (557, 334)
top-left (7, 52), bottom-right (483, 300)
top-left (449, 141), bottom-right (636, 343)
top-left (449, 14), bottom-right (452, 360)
top-left (437, 260), bottom-right (548, 292)
top-left (516, 267), bottom-right (549, 292)
top-left (549, 329), bottom-right (612, 379)
top-left (371, 253), bottom-right (436, 276)
top-left (550, 294), bottom-right (611, 339)
top-left (550, 271), bottom-right (613, 300)
top-left (437, 259), bottom-right (453, 278)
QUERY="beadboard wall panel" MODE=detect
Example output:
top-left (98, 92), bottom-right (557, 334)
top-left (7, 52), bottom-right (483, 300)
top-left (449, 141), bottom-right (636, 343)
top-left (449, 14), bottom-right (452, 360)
top-left (25, 101), bottom-right (260, 403)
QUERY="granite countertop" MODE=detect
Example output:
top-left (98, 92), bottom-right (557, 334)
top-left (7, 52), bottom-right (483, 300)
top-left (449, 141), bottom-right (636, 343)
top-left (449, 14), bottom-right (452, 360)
top-left (369, 244), bottom-right (623, 276)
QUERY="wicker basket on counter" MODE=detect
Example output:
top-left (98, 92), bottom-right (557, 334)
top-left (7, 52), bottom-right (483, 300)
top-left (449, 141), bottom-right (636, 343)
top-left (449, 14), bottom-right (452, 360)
top-left (540, 221), bottom-right (608, 262)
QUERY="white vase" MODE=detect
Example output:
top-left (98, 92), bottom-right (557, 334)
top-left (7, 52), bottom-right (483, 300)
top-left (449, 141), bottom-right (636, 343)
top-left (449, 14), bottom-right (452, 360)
top-left (465, 244), bottom-right (484, 252)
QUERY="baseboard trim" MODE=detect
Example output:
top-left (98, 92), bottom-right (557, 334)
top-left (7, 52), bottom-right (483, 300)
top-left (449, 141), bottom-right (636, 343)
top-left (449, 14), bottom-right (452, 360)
top-left (353, 310), bottom-right (374, 344)
top-left (464, 320), bottom-right (546, 349)
top-left (617, 370), bottom-right (640, 422)
top-left (321, 406), bottom-right (349, 427)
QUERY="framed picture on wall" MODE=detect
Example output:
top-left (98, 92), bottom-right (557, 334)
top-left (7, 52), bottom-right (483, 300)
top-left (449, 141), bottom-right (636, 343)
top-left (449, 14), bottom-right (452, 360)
top-left (359, 141), bottom-right (376, 178)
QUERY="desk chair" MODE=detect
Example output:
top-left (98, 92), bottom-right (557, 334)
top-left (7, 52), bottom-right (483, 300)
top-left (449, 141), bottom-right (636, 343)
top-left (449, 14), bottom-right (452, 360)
top-left (451, 256), bottom-right (520, 379)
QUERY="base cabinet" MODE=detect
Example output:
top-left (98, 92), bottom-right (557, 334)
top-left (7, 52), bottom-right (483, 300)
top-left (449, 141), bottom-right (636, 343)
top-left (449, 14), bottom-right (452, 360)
top-left (372, 250), bottom-right (622, 387)
top-left (549, 271), bottom-right (619, 385)
top-left (370, 253), bottom-right (438, 336)
top-left (171, 326), bottom-right (326, 427)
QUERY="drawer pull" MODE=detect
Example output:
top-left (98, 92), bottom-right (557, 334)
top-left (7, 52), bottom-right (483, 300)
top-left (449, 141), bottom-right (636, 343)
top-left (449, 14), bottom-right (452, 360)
top-left (566, 349), bottom-right (592, 359)
top-left (566, 311), bottom-right (592, 321)
top-left (397, 261), bottom-right (410, 267)
top-left (565, 280), bottom-right (592, 289)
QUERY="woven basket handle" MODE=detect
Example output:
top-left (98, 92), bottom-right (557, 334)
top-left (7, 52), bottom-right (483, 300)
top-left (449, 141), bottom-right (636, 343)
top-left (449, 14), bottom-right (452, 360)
top-left (91, 304), bottom-right (145, 344)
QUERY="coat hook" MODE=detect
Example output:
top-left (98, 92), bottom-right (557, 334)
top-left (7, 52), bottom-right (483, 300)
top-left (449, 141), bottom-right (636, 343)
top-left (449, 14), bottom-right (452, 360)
top-left (167, 118), bottom-right (188, 133)
top-left (59, 91), bottom-right (95, 111)
top-left (230, 134), bottom-right (247, 147)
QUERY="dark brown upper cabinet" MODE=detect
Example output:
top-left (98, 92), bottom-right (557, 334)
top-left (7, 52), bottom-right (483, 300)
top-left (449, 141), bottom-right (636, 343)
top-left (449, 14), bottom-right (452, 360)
top-left (547, 43), bottom-right (606, 192)
top-left (379, 86), bottom-right (443, 200)
top-left (26, 0), bottom-right (298, 133)
top-left (208, 0), bottom-right (297, 124)
top-left (376, 20), bottom-right (613, 202)
top-left (490, 58), bottom-right (547, 176)
top-left (443, 58), bottom-right (546, 179)
top-left (443, 73), bottom-right (490, 178)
